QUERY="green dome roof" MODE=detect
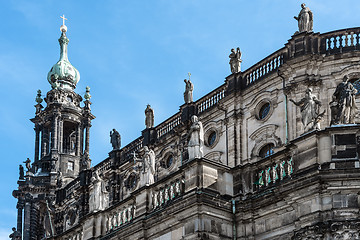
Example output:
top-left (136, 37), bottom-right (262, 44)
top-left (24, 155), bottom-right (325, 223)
top-left (47, 30), bottom-right (80, 90)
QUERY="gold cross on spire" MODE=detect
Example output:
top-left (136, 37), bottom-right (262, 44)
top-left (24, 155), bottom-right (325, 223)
top-left (60, 15), bottom-right (67, 26)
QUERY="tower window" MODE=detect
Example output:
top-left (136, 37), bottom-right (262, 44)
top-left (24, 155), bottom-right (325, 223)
top-left (259, 143), bottom-right (274, 158)
top-left (67, 161), bottom-right (74, 171)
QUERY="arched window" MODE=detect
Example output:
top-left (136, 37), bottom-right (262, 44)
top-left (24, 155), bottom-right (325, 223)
top-left (259, 143), bottom-right (274, 158)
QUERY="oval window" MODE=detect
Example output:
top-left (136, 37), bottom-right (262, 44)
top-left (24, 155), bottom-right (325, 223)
top-left (259, 102), bottom-right (270, 120)
top-left (208, 131), bottom-right (217, 147)
top-left (166, 155), bottom-right (174, 168)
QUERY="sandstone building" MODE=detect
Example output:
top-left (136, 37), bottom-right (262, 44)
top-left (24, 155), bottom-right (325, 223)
top-left (12, 6), bottom-right (360, 240)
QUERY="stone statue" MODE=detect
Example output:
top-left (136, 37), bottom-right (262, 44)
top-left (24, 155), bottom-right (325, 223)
top-left (23, 158), bottom-right (31, 172)
top-left (110, 129), bottom-right (121, 150)
top-left (332, 76), bottom-right (358, 125)
top-left (136, 146), bottom-right (156, 186)
top-left (56, 171), bottom-right (63, 188)
top-left (229, 47), bottom-right (242, 73)
top-left (294, 3), bottom-right (313, 33)
top-left (44, 199), bottom-right (55, 237)
top-left (89, 170), bottom-right (109, 212)
top-left (184, 79), bottom-right (194, 104)
top-left (9, 227), bottom-right (21, 240)
top-left (19, 165), bottom-right (24, 180)
top-left (290, 88), bottom-right (324, 131)
top-left (187, 115), bottom-right (204, 160)
top-left (145, 104), bottom-right (154, 129)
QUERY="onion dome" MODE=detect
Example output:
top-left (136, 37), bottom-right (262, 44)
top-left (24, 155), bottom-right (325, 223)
top-left (47, 18), bottom-right (80, 90)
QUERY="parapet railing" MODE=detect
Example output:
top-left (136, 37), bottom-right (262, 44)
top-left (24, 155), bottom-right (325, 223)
top-left (242, 47), bottom-right (287, 87)
top-left (122, 136), bottom-right (144, 162)
top-left (196, 84), bottom-right (226, 114)
top-left (320, 27), bottom-right (360, 54)
top-left (156, 113), bottom-right (182, 138)
top-left (64, 178), bottom-right (81, 198)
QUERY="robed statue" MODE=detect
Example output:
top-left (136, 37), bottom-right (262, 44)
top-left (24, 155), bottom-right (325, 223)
top-left (229, 47), bottom-right (242, 73)
top-left (290, 88), bottom-right (324, 131)
top-left (110, 129), bottom-right (121, 150)
top-left (294, 3), bottom-right (313, 33)
top-left (188, 115), bottom-right (204, 160)
top-left (184, 79), bottom-right (194, 104)
top-left (89, 170), bottom-right (109, 212)
top-left (145, 104), bottom-right (154, 129)
top-left (331, 76), bottom-right (358, 125)
top-left (136, 146), bottom-right (156, 186)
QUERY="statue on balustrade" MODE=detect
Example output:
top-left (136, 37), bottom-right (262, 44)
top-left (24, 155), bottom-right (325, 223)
top-left (331, 76), bottom-right (358, 125)
top-left (184, 79), bottom-right (194, 104)
top-left (89, 170), bottom-right (109, 212)
top-left (290, 88), bottom-right (324, 131)
top-left (110, 129), bottom-right (121, 150)
top-left (229, 47), bottom-right (242, 73)
top-left (136, 146), bottom-right (156, 186)
top-left (188, 115), bottom-right (204, 160)
top-left (9, 227), bottom-right (21, 240)
top-left (145, 104), bottom-right (154, 129)
top-left (294, 3), bottom-right (313, 33)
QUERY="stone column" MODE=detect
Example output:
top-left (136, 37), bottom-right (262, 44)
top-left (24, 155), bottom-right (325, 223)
top-left (23, 201), bottom-right (31, 240)
top-left (16, 200), bottom-right (24, 238)
top-left (76, 124), bottom-right (81, 156)
top-left (59, 120), bottom-right (63, 153)
top-left (80, 125), bottom-right (84, 155)
top-left (41, 127), bottom-right (46, 158)
top-left (52, 115), bottom-right (58, 150)
top-left (85, 125), bottom-right (90, 153)
top-left (34, 125), bottom-right (40, 162)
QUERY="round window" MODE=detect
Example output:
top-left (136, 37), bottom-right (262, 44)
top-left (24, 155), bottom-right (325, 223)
top-left (166, 155), bottom-right (174, 168)
top-left (259, 102), bottom-right (271, 120)
top-left (208, 131), bottom-right (217, 147)
top-left (259, 143), bottom-right (274, 158)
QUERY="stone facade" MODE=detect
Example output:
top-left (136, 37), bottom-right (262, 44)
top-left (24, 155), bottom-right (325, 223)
top-left (12, 23), bottom-right (360, 240)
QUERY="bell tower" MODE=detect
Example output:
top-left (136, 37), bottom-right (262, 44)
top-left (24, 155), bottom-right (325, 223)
top-left (31, 17), bottom-right (95, 184)
top-left (13, 17), bottom-right (95, 240)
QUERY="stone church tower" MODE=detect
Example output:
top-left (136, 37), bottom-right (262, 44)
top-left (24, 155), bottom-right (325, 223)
top-left (12, 21), bottom-right (95, 239)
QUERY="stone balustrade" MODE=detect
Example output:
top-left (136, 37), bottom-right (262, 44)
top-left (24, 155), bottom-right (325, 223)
top-left (152, 178), bottom-right (185, 210)
top-left (320, 27), bottom-right (360, 54)
top-left (255, 157), bottom-right (293, 189)
top-left (197, 85), bottom-right (226, 114)
top-left (105, 203), bottom-right (136, 233)
top-left (156, 114), bottom-right (181, 138)
top-left (243, 48), bottom-right (286, 86)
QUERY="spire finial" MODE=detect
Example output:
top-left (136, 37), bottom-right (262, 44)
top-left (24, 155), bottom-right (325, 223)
top-left (188, 72), bottom-right (191, 81)
top-left (60, 15), bottom-right (68, 33)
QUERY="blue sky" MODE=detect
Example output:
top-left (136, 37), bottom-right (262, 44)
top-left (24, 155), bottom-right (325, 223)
top-left (1, 0), bottom-right (359, 237)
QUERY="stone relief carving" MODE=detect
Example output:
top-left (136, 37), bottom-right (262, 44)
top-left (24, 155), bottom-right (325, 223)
top-left (89, 170), bottom-right (109, 212)
top-left (110, 129), bottom-right (121, 150)
top-left (188, 115), bottom-right (204, 160)
top-left (229, 47), bottom-right (242, 73)
top-left (294, 3), bottom-right (313, 33)
top-left (145, 104), bottom-right (154, 129)
top-left (331, 76), bottom-right (358, 125)
top-left (290, 87), bottom-right (324, 131)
